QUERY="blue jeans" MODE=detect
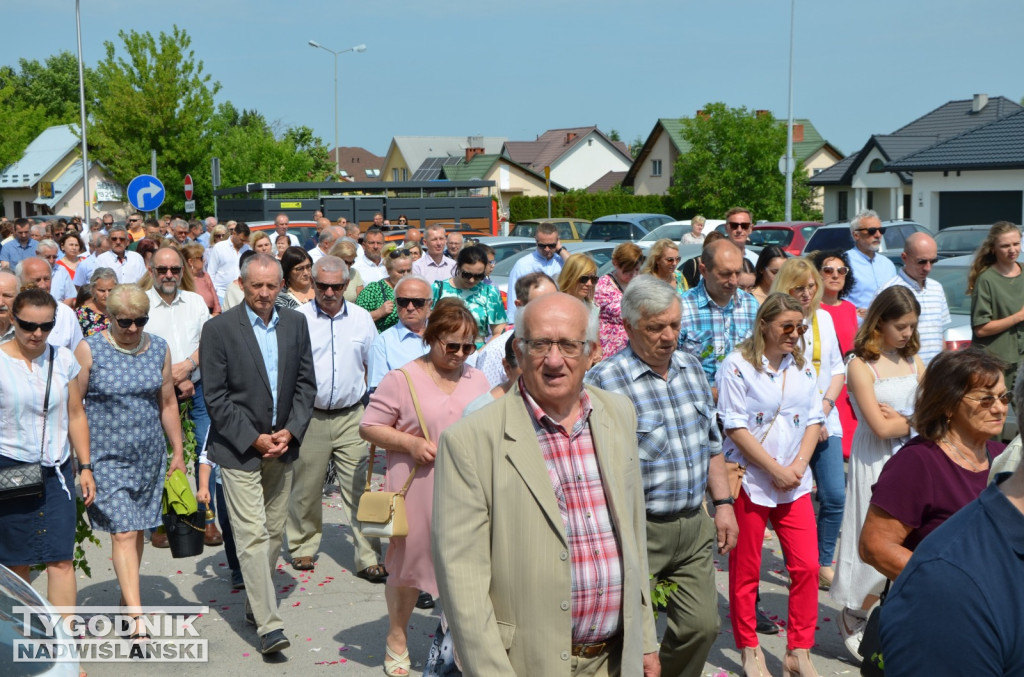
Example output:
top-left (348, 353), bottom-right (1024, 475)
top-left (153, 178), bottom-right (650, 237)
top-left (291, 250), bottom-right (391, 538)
top-left (809, 435), bottom-right (845, 566)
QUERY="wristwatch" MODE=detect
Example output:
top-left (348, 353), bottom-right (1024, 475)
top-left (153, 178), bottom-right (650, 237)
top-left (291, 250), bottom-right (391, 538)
top-left (79, 463), bottom-right (93, 472)
top-left (823, 397), bottom-right (836, 408)
top-left (711, 497), bottom-right (734, 507)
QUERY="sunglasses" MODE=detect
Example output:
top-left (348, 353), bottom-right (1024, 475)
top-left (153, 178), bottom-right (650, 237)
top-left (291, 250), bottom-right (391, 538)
top-left (778, 322), bottom-right (808, 336)
top-left (821, 265), bottom-right (849, 276)
top-left (154, 265), bottom-right (182, 275)
top-left (314, 281), bottom-right (345, 293)
top-left (788, 284), bottom-right (817, 296)
top-left (460, 269), bottom-right (486, 282)
top-left (578, 275), bottom-right (599, 285)
top-left (388, 248), bottom-right (412, 259)
top-left (109, 236), bottom-right (128, 242)
top-left (128, 218), bottom-right (141, 223)
top-left (727, 221), bottom-right (752, 230)
top-left (396, 297), bottom-right (428, 309)
top-left (13, 315), bottom-right (56, 333)
top-left (440, 340), bottom-right (477, 356)
top-left (963, 392), bottom-right (1012, 408)
top-left (914, 258), bottom-right (939, 266)
top-left (536, 242), bottom-right (559, 250)
top-left (856, 227), bottom-right (886, 236)
top-left (113, 316), bottom-right (149, 328)
top-left (661, 256), bottom-right (681, 264)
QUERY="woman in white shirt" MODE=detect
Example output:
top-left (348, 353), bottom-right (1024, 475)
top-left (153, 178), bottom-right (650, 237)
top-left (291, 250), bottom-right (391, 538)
top-left (771, 258), bottom-right (846, 592)
top-left (718, 292), bottom-right (824, 677)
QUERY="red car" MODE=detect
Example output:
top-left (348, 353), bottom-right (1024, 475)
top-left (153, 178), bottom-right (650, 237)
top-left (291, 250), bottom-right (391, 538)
top-left (747, 221), bottom-right (823, 256)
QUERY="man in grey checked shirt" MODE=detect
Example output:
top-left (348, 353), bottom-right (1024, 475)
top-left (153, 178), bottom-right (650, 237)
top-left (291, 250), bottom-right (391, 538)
top-left (586, 276), bottom-right (738, 677)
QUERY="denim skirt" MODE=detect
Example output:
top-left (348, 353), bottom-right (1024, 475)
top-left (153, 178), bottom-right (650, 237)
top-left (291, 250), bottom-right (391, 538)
top-left (0, 456), bottom-right (76, 565)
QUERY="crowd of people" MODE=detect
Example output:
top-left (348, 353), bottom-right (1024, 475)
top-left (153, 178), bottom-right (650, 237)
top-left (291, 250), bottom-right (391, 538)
top-left (1, 208), bottom-right (1023, 676)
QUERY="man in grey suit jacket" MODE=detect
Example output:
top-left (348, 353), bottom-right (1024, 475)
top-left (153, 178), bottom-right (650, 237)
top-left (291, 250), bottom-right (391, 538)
top-left (200, 253), bottom-right (316, 654)
top-left (434, 293), bottom-right (660, 676)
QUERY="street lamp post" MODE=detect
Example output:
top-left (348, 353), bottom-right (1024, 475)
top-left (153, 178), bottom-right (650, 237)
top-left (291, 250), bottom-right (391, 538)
top-left (307, 40), bottom-right (366, 178)
top-left (75, 0), bottom-right (91, 225)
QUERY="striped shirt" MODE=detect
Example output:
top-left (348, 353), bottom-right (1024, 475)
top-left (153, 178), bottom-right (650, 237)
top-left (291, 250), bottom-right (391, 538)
top-left (879, 269), bottom-right (951, 364)
top-left (521, 382), bottom-right (623, 645)
top-left (585, 346), bottom-right (721, 514)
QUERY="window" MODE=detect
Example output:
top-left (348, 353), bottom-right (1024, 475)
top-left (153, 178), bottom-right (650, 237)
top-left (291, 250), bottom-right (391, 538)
top-left (652, 159), bottom-right (662, 176)
top-left (392, 168), bottom-right (400, 182)
top-left (868, 158), bottom-right (885, 173)
top-left (837, 192), bottom-right (848, 221)
top-left (401, 168), bottom-right (408, 181)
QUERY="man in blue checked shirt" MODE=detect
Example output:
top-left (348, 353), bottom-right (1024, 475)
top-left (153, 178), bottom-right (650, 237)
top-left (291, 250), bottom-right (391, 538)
top-left (586, 275), bottom-right (738, 677)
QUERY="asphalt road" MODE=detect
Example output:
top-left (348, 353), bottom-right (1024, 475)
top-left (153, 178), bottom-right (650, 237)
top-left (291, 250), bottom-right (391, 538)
top-left (32, 493), bottom-right (863, 676)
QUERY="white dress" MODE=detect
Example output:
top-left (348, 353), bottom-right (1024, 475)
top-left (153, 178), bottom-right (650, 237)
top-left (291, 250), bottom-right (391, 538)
top-left (830, 358), bottom-right (918, 609)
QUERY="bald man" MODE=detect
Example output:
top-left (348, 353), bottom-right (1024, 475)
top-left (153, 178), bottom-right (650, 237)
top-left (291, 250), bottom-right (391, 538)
top-left (878, 232), bottom-right (950, 364)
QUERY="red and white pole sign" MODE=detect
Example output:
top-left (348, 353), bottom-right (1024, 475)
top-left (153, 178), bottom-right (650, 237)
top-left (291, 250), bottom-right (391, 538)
top-left (184, 173), bottom-right (195, 213)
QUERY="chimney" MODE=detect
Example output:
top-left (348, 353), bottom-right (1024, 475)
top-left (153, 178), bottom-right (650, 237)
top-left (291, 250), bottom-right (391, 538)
top-left (565, 132), bottom-right (578, 144)
top-left (755, 109), bottom-right (770, 118)
top-left (972, 93), bottom-right (989, 113)
top-left (793, 124), bottom-right (804, 142)
top-left (465, 147), bottom-right (484, 162)
top-left (696, 109), bottom-right (708, 119)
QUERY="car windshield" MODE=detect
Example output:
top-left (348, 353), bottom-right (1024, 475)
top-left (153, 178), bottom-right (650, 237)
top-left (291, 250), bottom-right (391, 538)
top-left (585, 221), bottom-right (633, 240)
top-left (935, 229), bottom-right (987, 254)
top-left (805, 228), bottom-right (853, 253)
top-left (748, 228), bottom-right (794, 248)
top-left (640, 216), bottom-right (673, 230)
top-left (491, 242), bottom-right (535, 263)
top-left (639, 224), bottom-right (689, 242)
top-left (510, 223), bottom-right (538, 238)
top-left (929, 264), bottom-right (971, 315)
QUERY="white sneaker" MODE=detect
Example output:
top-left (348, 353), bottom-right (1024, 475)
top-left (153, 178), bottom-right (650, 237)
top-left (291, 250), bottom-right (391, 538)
top-left (838, 607), bottom-right (867, 663)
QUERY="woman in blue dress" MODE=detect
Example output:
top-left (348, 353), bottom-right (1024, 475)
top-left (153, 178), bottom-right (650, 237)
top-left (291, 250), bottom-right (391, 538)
top-left (77, 284), bottom-right (186, 640)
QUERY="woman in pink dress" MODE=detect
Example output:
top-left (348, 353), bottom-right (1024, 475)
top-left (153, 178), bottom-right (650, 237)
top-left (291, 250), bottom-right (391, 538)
top-left (360, 298), bottom-right (490, 677)
top-left (594, 242), bottom-right (644, 360)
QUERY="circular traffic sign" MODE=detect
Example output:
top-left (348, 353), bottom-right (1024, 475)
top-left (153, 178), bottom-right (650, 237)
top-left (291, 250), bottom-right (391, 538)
top-left (184, 174), bottom-right (194, 201)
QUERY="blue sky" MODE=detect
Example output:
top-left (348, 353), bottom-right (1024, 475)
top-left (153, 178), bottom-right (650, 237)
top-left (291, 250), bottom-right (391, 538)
top-left (5, 0), bottom-right (1023, 159)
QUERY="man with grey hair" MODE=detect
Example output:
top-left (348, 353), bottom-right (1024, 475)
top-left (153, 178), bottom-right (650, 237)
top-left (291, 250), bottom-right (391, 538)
top-left (368, 275), bottom-right (432, 390)
top-left (93, 226), bottom-right (147, 283)
top-left (171, 219), bottom-right (190, 246)
top-left (878, 231), bottom-right (950, 363)
top-left (412, 223), bottom-right (456, 284)
top-left (309, 225), bottom-right (343, 263)
top-left (344, 222), bottom-right (360, 242)
top-left (200, 253), bottom-right (316, 654)
top-left (198, 216), bottom-right (217, 248)
top-left (286, 256), bottom-right (385, 581)
top-left (435, 292), bottom-right (660, 676)
top-left (586, 275), bottom-right (737, 677)
top-left (34, 239), bottom-right (76, 304)
top-left (845, 209), bottom-right (896, 316)
top-left (73, 233), bottom-right (111, 286)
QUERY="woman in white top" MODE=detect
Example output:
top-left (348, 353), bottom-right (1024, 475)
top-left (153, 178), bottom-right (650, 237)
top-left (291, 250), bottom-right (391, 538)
top-left (718, 292), bottom-right (825, 677)
top-left (830, 285), bottom-right (923, 662)
top-left (771, 258), bottom-right (845, 591)
top-left (679, 214), bottom-right (707, 245)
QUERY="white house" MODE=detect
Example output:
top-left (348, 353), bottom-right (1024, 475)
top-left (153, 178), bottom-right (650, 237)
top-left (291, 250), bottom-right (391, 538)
top-left (502, 126), bottom-right (633, 191)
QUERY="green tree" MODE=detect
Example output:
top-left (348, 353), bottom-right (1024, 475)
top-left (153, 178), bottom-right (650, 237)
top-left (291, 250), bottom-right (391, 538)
top-left (0, 75), bottom-right (49, 170)
top-left (608, 128), bottom-right (621, 142)
top-left (667, 102), bottom-right (819, 221)
top-left (16, 51), bottom-right (90, 123)
top-left (88, 25), bottom-right (220, 214)
top-left (629, 134), bottom-right (645, 159)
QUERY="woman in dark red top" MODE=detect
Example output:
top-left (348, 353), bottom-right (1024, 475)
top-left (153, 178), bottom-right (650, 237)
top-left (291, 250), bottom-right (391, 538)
top-left (860, 347), bottom-right (1006, 577)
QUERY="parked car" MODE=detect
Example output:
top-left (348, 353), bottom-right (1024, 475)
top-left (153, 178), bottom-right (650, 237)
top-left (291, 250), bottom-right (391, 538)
top-left (638, 220), bottom-right (727, 245)
top-left (583, 213), bottom-right (675, 242)
top-left (464, 236), bottom-right (537, 264)
top-left (801, 220), bottom-right (930, 267)
top-left (0, 563), bottom-right (80, 676)
top-left (746, 221), bottom-right (823, 256)
top-left (509, 218), bottom-right (591, 242)
top-left (934, 224), bottom-right (993, 258)
top-left (249, 220), bottom-right (318, 246)
top-left (489, 241), bottom-right (620, 306)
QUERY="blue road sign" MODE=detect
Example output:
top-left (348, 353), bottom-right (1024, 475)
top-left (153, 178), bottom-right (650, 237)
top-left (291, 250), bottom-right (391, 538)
top-left (127, 174), bottom-right (166, 212)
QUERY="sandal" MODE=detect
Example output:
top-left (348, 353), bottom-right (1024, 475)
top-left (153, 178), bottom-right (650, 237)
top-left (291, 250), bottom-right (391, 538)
top-left (355, 564), bottom-right (388, 584)
top-left (384, 643), bottom-right (411, 677)
top-left (291, 555), bottom-right (315, 571)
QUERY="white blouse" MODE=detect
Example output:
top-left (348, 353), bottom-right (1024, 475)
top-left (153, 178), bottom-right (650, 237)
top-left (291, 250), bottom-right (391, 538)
top-left (802, 308), bottom-right (845, 436)
top-left (718, 350), bottom-right (825, 507)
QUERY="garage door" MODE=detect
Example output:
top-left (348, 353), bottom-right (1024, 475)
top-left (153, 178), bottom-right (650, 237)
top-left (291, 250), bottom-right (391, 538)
top-left (939, 191), bottom-right (1023, 229)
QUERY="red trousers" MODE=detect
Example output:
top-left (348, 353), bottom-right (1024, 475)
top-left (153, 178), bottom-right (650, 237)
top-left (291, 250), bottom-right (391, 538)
top-left (728, 490), bottom-right (819, 650)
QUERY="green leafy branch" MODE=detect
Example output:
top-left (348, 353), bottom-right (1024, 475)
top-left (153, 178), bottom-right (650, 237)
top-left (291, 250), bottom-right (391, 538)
top-left (650, 575), bottom-right (678, 619)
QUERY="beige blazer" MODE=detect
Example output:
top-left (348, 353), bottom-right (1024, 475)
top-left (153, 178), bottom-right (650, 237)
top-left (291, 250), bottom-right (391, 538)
top-left (433, 383), bottom-right (658, 676)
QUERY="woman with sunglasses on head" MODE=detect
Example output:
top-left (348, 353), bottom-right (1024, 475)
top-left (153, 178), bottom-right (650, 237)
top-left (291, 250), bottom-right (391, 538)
top-left (830, 286), bottom-right (923, 662)
top-left (357, 246), bottom-right (414, 332)
top-left (431, 246), bottom-right (507, 348)
top-left (595, 242), bottom-right (645, 360)
top-left (641, 238), bottom-right (687, 293)
top-left (969, 220), bottom-right (1024, 394)
top-left (75, 284), bottom-right (186, 647)
top-left (751, 245), bottom-right (787, 305)
top-left (718, 292), bottom-right (826, 677)
top-left (772, 258), bottom-right (846, 592)
top-left (275, 246), bottom-right (316, 310)
top-left (0, 289), bottom-right (95, 649)
top-left (360, 300), bottom-right (490, 677)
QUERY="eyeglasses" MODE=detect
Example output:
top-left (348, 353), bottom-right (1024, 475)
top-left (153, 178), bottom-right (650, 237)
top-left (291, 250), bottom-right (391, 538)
top-left (661, 256), bottom-right (681, 264)
top-left (388, 248), bottom-right (412, 259)
top-left (856, 227), bottom-right (886, 236)
top-left (114, 316), bottom-right (149, 328)
top-left (578, 275), bottom-right (599, 285)
top-left (292, 263), bottom-right (312, 273)
top-left (520, 338), bottom-right (587, 358)
top-left (128, 218), bottom-right (141, 223)
top-left (778, 322), bottom-right (808, 336)
top-left (314, 281), bottom-right (345, 293)
top-left (963, 392), bottom-right (1012, 408)
top-left (460, 269), bottom-right (486, 282)
top-left (788, 283), bottom-right (817, 296)
top-left (536, 242), bottom-right (559, 250)
top-left (440, 340), bottom-right (477, 356)
top-left (396, 297), bottom-right (428, 309)
top-left (914, 258), bottom-right (939, 266)
top-left (109, 236), bottom-right (128, 242)
top-left (821, 266), bottom-right (849, 276)
top-left (13, 315), bottom-right (56, 333)
top-left (727, 221), bottom-right (752, 230)
top-left (154, 265), bottom-right (183, 275)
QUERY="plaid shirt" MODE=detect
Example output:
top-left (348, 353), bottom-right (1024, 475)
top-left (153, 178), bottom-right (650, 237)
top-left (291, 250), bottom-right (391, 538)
top-left (586, 346), bottom-right (722, 515)
top-left (677, 280), bottom-right (758, 387)
top-left (521, 381), bottom-right (623, 645)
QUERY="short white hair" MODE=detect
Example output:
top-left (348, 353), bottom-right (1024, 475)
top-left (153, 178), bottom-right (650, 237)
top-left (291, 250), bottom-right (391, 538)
top-left (850, 209), bottom-right (880, 234)
top-left (620, 275), bottom-right (680, 327)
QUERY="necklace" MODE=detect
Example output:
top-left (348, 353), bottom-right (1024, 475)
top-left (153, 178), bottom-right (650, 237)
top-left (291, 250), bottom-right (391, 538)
top-left (104, 331), bottom-right (148, 356)
top-left (941, 436), bottom-right (986, 472)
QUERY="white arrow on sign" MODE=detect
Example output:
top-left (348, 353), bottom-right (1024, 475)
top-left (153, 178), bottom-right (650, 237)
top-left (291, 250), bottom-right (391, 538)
top-left (138, 182), bottom-right (162, 203)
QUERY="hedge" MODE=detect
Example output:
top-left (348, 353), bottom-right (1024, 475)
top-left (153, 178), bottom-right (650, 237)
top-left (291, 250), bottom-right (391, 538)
top-left (508, 193), bottom-right (678, 223)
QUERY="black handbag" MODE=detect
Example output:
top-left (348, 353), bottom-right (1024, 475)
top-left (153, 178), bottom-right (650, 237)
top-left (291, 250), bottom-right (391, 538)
top-left (0, 346), bottom-right (53, 500)
top-left (858, 580), bottom-right (891, 677)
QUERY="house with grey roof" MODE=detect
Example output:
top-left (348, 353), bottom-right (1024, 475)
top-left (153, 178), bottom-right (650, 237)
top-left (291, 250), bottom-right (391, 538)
top-left (0, 124), bottom-right (124, 219)
top-left (501, 126), bottom-right (632, 191)
top-left (809, 94), bottom-right (1022, 225)
top-left (380, 135), bottom-right (507, 183)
